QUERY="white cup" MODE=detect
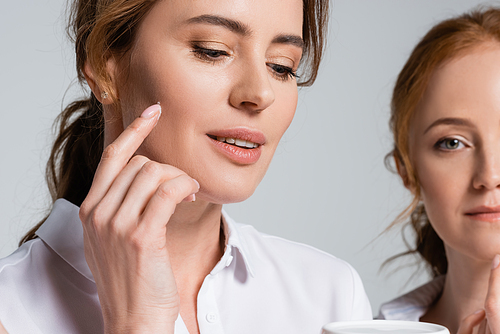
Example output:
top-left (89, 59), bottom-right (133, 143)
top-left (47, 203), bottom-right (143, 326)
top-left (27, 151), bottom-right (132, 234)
top-left (322, 320), bottom-right (450, 334)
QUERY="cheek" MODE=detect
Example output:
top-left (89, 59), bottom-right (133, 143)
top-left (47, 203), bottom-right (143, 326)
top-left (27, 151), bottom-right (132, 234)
top-left (269, 85), bottom-right (297, 140)
top-left (130, 62), bottom-right (220, 114)
top-left (123, 41), bottom-right (222, 104)
top-left (284, 90), bottom-right (298, 126)
top-left (415, 150), bottom-right (470, 235)
top-left (417, 156), bottom-right (455, 209)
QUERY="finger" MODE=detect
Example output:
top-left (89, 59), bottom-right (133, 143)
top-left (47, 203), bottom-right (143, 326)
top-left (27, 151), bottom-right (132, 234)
top-left (140, 175), bottom-right (200, 230)
top-left (94, 155), bottom-right (150, 227)
top-left (485, 255), bottom-right (500, 333)
top-left (457, 309), bottom-right (486, 334)
top-left (85, 103), bottom-right (161, 207)
top-left (117, 162), bottom-right (188, 220)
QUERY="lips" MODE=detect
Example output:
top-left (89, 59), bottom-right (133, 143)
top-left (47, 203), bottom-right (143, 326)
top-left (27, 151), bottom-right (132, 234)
top-left (465, 206), bottom-right (500, 222)
top-left (208, 128), bottom-right (266, 146)
top-left (206, 128), bottom-right (266, 165)
top-left (214, 136), bottom-right (260, 148)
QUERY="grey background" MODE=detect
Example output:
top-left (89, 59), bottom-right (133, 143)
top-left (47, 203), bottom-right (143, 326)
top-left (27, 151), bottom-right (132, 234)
top-left (1, 0), bottom-right (497, 315)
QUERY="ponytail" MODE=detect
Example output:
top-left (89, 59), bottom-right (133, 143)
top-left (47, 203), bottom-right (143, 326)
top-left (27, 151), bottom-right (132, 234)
top-left (20, 95), bottom-right (103, 245)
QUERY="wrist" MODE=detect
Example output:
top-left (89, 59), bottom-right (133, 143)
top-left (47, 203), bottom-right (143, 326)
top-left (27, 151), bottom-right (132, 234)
top-left (103, 306), bottom-right (179, 334)
top-left (105, 319), bottom-right (176, 334)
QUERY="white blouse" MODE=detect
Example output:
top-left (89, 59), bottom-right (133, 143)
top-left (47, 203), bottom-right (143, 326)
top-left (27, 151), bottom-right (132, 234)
top-left (0, 199), bottom-right (372, 333)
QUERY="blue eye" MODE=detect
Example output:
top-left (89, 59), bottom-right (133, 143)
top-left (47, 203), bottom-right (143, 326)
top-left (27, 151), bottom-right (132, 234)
top-left (436, 138), bottom-right (465, 150)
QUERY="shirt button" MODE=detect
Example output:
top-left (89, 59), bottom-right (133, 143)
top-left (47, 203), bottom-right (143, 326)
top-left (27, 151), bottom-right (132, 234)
top-left (206, 312), bottom-right (218, 323)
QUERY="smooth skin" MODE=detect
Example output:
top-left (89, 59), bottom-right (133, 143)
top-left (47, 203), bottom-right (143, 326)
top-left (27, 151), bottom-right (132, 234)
top-left (401, 44), bottom-right (500, 334)
top-left (79, 0), bottom-right (302, 333)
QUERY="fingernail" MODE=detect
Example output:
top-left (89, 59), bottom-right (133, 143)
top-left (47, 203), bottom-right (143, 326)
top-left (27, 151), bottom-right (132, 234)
top-left (492, 254), bottom-right (500, 270)
top-left (475, 308), bottom-right (485, 314)
top-left (141, 103), bottom-right (161, 119)
top-left (193, 179), bottom-right (200, 190)
top-left (183, 194), bottom-right (196, 202)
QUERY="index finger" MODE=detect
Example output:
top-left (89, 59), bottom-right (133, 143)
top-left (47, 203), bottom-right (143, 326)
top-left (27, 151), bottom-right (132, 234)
top-left (87, 103), bottom-right (162, 203)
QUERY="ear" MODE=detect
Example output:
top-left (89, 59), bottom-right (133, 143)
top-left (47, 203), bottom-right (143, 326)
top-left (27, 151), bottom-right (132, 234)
top-left (394, 154), bottom-right (415, 192)
top-left (83, 58), bottom-right (118, 105)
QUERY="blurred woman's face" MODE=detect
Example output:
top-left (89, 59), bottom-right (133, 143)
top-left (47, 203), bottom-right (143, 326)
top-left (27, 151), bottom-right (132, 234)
top-left (114, 0), bottom-right (303, 204)
top-left (409, 44), bottom-right (500, 263)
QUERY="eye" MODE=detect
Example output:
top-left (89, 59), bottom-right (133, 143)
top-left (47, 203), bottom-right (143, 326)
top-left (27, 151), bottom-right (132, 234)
top-left (191, 45), bottom-right (229, 62)
top-left (435, 138), bottom-right (466, 150)
top-left (267, 63), bottom-right (299, 82)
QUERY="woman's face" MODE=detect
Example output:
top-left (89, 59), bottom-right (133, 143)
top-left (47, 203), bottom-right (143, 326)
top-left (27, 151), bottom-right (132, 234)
top-left (409, 44), bottom-right (500, 263)
top-left (113, 0), bottom-right (303, 204)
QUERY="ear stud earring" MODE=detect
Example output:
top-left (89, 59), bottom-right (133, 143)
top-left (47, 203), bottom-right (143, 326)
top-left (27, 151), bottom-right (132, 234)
top-left (101, 92), bottom-right (108, 100)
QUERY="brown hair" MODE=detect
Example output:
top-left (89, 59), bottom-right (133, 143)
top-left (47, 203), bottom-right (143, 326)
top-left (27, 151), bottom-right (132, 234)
top-left (387, 7), bottom-right (500, 276)
top-left (20, 0), bottom-right (330, 245)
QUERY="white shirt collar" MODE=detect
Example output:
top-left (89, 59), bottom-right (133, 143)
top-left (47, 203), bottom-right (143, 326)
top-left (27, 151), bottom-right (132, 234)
top-left (378, 275), bottom-right (445, 320)
top-left (36, 198), bottom-right (94, 282)
top-left (35, 198), bottom-right (255, 283)
top-left (219, 210), bottom-right (255, 277)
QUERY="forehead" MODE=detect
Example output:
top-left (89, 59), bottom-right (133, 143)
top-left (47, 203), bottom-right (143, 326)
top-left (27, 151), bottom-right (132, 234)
top-left (412, 45), bottom-right (500, 130)
top-left (146, 0), bottom-right (304, 36)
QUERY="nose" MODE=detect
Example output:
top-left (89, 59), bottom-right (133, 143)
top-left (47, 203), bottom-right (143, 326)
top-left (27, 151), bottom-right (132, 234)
top-left (229, 59), bottom-right (275, 113)
top-left (472, 146), bottom-right (500, 190)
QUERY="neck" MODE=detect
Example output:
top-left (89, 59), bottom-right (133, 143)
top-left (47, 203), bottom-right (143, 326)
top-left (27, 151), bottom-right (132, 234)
top-left (166, 199), bottom-right (224, 275)
top-left (165, 199), bottom-right (224, 334)
top-left (422, 249), bottom-right (490, 333)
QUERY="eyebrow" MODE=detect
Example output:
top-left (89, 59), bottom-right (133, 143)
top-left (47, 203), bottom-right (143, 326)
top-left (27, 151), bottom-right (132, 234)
top-left (186, 14), bottom-right (304, 49)
top-left (423, 117), bottom-right (474, 134)
top-left (272, 34), bottom-right (305, 50)
top-left (186, 15), bottom-right (251, 36)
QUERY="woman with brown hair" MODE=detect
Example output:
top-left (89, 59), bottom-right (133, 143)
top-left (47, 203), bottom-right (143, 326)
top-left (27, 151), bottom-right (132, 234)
top-left (0, 0), bottom-right (372, 333)
top-left (379, 6), bottom-right (500, 334)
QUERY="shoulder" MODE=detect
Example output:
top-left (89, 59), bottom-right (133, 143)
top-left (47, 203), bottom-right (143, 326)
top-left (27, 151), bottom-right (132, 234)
top-left (0, 239), bottom-right (45, 282)
top-left (0, 236), bottom-right (102, 333)
top-left (0, 239), bottom-right (52, 332)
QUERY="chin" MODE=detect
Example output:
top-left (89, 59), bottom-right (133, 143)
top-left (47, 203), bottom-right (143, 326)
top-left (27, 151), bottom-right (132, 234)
top-left (198, 178), bottom-right (261, 205)
top-left (448, 237), bottom-right (500, 265)
top-left (189, 161), bottom-right (268, 204)
top-left (198, 191), bottom-right (255, 205)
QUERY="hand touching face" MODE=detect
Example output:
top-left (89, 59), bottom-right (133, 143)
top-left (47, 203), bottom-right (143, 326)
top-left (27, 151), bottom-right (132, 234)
top-left (79, 104), bottom-right (201, 333)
